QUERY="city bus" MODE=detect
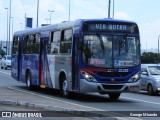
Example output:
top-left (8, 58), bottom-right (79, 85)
top-left (11, 19), bottom-right (141, 101)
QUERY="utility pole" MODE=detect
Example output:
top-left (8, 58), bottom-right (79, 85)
top-left (108, 0), bottom-right (111, 18)
top-left (5, 8), bottom-right (8, 55)
top-left (158, 35), bottom-right (160, 63)
top-left (37, 0), bottom-right (39, 27)
top-left (113, 0), bottom-right (115, 18)
top-left (69, 0), bottom-right (70, 21)
top-left (8, 0), bottom-right (11, 55)
top-left (48, 10), bottom-right (54, 24)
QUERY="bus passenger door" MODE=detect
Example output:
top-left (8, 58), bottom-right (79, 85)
top-left (18, 38), bottom-right (23, 81)
top-left (11, 36), bottom-right (22, 81)
top-left (72, 34), bottom-right (80, 91)
top-left (39, 36), bottom-right (52, 88)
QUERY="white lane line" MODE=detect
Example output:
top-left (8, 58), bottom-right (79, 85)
top-left (0, 71), bottom-right (11, 75)
top-left (8, 87), bottom-right (104, 111)
top-left (122, 97), bottom-right (160, 105)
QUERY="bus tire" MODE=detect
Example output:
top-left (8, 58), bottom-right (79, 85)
top-left (60, 76), bottom-right (70, 98)
top-left (108, 93), bottom-right (121, 101)
top-left (26, 72), bottom-right (33, 90)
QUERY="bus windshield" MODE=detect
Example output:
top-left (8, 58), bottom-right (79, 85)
top-left (82, 34), bottom-right (140, 68)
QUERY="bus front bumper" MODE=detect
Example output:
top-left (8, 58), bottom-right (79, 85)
top-left (79, 79), bottom-right (140, 94)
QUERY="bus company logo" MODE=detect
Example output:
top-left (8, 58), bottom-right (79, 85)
top-left (2, 112), bottom-right (11, 117)
top-left (111, 78), bottom-right (115, 83)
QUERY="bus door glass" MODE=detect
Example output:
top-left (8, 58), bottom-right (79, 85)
top-left (11, 36), bottom-right (19, 80)
top-left (40, 35), bottom-right (52, 88)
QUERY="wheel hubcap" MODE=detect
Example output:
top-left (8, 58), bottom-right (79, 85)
top-left (63, 80), bottom-right (68, 95)
top-left (27, 76), bottom-right (30, 87)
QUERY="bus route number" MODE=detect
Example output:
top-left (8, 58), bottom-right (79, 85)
top-left (118, 69), bottom-right (128, 72)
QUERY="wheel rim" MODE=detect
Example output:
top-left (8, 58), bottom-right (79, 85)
top-left (62, 80), bottom-right (68, 96)
top-left (27, 74), bottom-right (31, 87)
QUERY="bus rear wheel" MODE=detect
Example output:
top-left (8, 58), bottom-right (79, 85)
top-left (26, 72), bottom-right (33, 90)
top-left (60, 76), bottom-right (70, 98)
top-left (108, 93), bottom-right (121, 101)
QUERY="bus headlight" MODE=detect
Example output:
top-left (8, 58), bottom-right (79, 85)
top-left (128, 72), bottom-right (141, 83)
top-left (81, 71), bottom-right (97, 82)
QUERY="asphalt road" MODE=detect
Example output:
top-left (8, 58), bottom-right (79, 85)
top-left (0, 66), bottom-right (160, 120)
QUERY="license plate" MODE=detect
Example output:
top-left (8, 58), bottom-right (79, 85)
top-left (129, 86), bottom-right (139, 91)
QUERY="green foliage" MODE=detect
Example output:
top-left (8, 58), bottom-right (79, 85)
top-left (141, 52), bottom-right (159, 64)
top-left (0, 47), bottom-right (6, 57)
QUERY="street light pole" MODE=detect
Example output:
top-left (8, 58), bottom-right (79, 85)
top-left (108, 0), bottom-right (111, 18)
top-left (48, 10), bottom-right (54, 24)
top-left (113, 0), bottom-right (115, 18)
top-left (37, 0), bottom-right (39, 27)
top-left (69, 0), bottom-right (70, 21)
top-left (8, 0), bottom-right (12, 55)
top-left (11, 17), bottom-right (14, 39)
top-left (5, 8), bottom-right (8, 55)
top-left (158, 35), bottom-right (160, 63)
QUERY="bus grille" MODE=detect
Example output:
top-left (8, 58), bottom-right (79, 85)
top-left (102, 85), bottom-right (123, 90)
top-left (97, 72), bottom-right (130, 77)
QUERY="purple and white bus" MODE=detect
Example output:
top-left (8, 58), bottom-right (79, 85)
top-left (11, 19), bottom-right (141, 101)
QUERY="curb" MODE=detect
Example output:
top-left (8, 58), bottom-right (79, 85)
top-left (0, 100), bottom-right (74, 111)
top-left (0, 100), bottom-right (118, 120)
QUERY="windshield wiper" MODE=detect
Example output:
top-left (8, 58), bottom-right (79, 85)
top-left (96, 33), bottom-right (105, 55)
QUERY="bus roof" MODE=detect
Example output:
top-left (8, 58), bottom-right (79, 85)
top-left (14, 18), bottom-right (137, 36)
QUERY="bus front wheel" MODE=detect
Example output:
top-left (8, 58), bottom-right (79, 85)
top-left (108, 93), bottom-right (121, 101)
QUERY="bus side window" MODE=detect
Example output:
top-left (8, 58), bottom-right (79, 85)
top-left (26, 34), bottom-right (33, 54)
top-left (33, 34), bottom-right (40, 54)
top-left (60, 29), bottom-right (72, 54)
top-left (51, 31), bottom-right (60, 54)
top-left (23, 35), bottom-right (29, 54)
top-left (48, 32), bottom-right (53, 53)
top-left (12, 36), bottom-right (19, 55)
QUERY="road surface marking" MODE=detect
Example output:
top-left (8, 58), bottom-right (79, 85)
top-left (0, 71), bottom-right (11, 75)
top-left (122, 96), bottom-right (160, 105)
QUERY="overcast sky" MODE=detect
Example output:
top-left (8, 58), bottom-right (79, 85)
top-left (0, 0), bottom-right (160, 50)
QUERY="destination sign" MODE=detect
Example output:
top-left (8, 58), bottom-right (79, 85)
top-left (83, 22), bottom-right (138, 33)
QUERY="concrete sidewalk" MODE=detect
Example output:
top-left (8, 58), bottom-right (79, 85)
top-left (0, 87), bottom-right (118, 120)
top-left (0, 87), bottom-right (99, 111)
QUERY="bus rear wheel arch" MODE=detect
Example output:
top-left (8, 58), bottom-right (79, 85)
top-left (59, 72), bottom-right (70, 98)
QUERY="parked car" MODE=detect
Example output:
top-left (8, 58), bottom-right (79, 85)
top-left (140, 64), bottom-right (160, 95)
top-left (1, 55), bottom-right (11, 69)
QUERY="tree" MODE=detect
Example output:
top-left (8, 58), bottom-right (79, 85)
top-left (141, 52), bottom-right (158, 64)
top-left (0, 48), bottom-right (6, 57)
